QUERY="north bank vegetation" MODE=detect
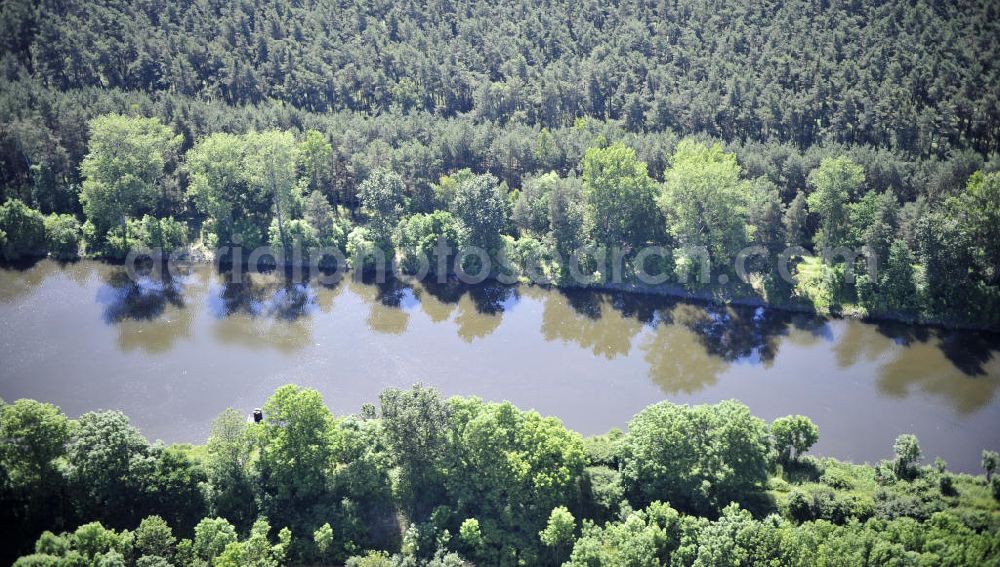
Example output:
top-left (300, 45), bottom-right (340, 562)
top-left (0, 0), bottom-right (999, 326)
top-left (2, 385), bottom-right (1000, 566)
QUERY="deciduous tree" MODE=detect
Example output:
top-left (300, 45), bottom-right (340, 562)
top-left (770, 415), bottom-right (819, 464)
top-left (582, 143), bottom-right (660, 250)
top-left (80, 115), bottom-right (180, 248)
top-left (620, 400), bottom-right (770, 515)
top-left (806, 157), bottom-right (864, 251)
top-left (660, 141), bottom-right (749, 264)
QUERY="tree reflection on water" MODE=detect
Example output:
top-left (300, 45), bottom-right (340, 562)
top-left (95, 264), bottom-right (196, 353)
top-left (6, 259), bottom-right (995, 412)
top-left (98, 267), bottom-right (186, 323)
top-left (209, 268), bottom-right (317, 321)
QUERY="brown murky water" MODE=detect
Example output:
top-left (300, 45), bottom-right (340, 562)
top-left (1, 260), bottom-right (998, 472)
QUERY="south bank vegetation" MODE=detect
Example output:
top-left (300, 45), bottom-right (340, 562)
top-left (2, 385), bottom-right (1000, 566)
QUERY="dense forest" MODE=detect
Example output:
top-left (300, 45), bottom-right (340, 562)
top-left (2, 384), bottom-right (999, 566)
top-left (2, 0), bottom-right (999, 153)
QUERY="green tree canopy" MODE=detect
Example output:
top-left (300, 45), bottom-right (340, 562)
top-left (893, 434), bottom-right (922, 480)
top-left (806, 157), bottom-right (864, 251)
top-left (185, 132), bottom-right (265, 248)
top-left (0, 399), bottom-right (69, 490)
top-left (204, 408), bottom-right (256, 532)
top-left (582, 142), bottom-right (660, 250)
top-left (565, 501), bottom-right (686, 567)
top-left (879, 239), bottom-right (918, 312)
top-left (783, 192), bottom-right (809, 248)
top-left (450, 172), bottom-right (509, 254)
top-left (43, 213), bottom-right (81, 258)
top-left (982, 450), bottom-right (998, 482)
top-left (192, 517), bottom-right (238, 563)
top-left (770, 415), bottom-right (819, 464)
top-left (245, 131), bottom-right (301, 256)
top-left (395, 212), bottom-right (462, 277)
top-left (445, 397), bottom-right (586, 564)
top-left (547, 174), bottom-right (586, 259)
top-left (620, 400), bottom-right (770, 515)
top-left (660, 141), bottom-right (749, 264)
top-left (379, 385), bottom-right (453, 518)
top-left (539, 505), bottom-right (576, 564)
top-left (134, 515), bottom-right (175, 559)
top-left (0, 198), bottom-right (46, 260)
top-left (357, 169), bottom-right (407, 245)
top-left (80, 115), bottom-right (181, 244)
top-left (298, 130), bottom-right (334, 199)
top-left (65, 410), bottom-right (150, 526)
top-left (257, 385), bottom-right (339, 532)
top-left (513, 172), bottom-right (559, 235)
top-left (948, 170), bottom-right (1000, 284)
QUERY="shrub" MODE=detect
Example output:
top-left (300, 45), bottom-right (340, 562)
top-left (345, 550), bottom-right (392, 567)
top-left (507, 235), bottom-right (555, 282)
top-left (136, 216), bottom-right (188, 251)
top-left (582, 429), bottom-right (624, 468)
top-left (304, 190), bottom-right (350, 251)
top-left (43, 213), bottom-right (81, 258)
top-left (874, 460), bottom-right (897, 485)
top-left (0, 199), bottom-right (47, 260)
top-left (786, 490), bottom-right (814, 522)
top-left (785, 487), bottom-right (869, 524)
top-left (458, 518), bottom-right (482, 549)
top-left (794, 259), bottom-right (844, 314)
top-left (875, 490), bottom-right (926, 521)
top-left (81, 220), bottom-right (100, 253)
top-left (855, 273), bottom-right (877, 311)
top-left (820, 468), bottom-right (856, 490)
top-left (346, 226), bottom-right (388, 273)
top-left (938, 474), bottom-right (956, 497)
top-left (323, 217), bottom-right (352, 252)
top-left (268, 218), bottom-right (321, 255)
top-left (395, 211), bottom-right (461, 276)
top-left (101, 228), bottom-right (132, 259)
top-left (101, 215), bottom-right (188, 258)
